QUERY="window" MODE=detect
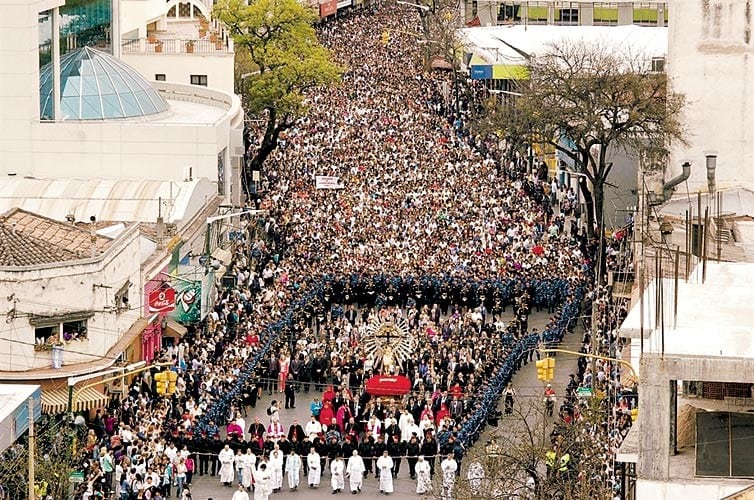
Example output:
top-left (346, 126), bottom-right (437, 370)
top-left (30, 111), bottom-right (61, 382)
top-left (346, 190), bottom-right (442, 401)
top-left (63, 319), bottom-right (88, 342)
top-left (114, 280), bottom-right (132, 313)
top-left (155, 73), bottom-right (166, 81)
top-left (556, 3), bottom-right (579, 25)
top-left (35, 325), bottom-right (59, 345)
top-left (190, 74), bottom-right (208, 86)
top-left (696, 411), bottom-right (754, 477)
top-left (527, 2), bottom-right (549, 24)
top-left (651, 57), bottom-right (665, 73)
top-left (593, 3), bottom-right (618, 25)
top-left (497, 3), bottom-right (521, 22)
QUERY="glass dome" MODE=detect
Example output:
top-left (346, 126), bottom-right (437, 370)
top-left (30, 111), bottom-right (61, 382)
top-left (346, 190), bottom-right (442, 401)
top-left (39, 47), bottom-right (169, 120)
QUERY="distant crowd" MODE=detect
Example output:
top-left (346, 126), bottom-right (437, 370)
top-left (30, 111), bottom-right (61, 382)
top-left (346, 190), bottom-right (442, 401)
top-left (52, 3), bottom-right (639, 500)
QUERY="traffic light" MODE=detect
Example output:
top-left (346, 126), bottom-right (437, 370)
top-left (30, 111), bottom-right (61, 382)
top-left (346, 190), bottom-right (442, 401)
top-left (166, 370), bottom-right (178, 395)
top-left (155, 371), bottom-right (167, 395)
top-left (536, 359), bottom-right (547, 381)
top-left (381, 30), bottom-right (390, 46)
top-left (546, 357), bottom-right (556, 381)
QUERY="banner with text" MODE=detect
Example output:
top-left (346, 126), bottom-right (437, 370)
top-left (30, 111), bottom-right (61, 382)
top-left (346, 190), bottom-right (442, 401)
top-left (315, 175), bottom-right (343, 189)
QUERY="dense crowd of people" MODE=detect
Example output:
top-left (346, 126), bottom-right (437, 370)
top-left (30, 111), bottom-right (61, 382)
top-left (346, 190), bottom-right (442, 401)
top-left (41, 4), bottom-right (642, 500)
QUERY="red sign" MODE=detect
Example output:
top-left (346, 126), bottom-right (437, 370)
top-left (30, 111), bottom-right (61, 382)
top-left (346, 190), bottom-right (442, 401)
top-left (149, 287), bottom-right (176, 313)
top-left (365, 375), bottom-right (412, 396)
top-left (319, 0), bottom-right (337, 18)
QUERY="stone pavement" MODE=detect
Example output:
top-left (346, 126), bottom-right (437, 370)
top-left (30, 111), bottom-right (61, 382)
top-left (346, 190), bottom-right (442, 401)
top-left (185, 310), bottom-right (582, 500)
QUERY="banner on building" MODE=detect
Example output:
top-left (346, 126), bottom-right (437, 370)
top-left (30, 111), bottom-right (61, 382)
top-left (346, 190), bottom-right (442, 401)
top-left (315, 175), bottom-right (343, 189)
top-left (148, 287), bottom-right (176, 313)
top-left (169, 281), bottom-right (201, 323)
top-left (320, 0), bottom-right (337, 17)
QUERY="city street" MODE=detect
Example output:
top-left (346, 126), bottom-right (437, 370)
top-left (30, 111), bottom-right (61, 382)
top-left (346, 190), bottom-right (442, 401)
top-left (185, 310), bottom-right (581, 500)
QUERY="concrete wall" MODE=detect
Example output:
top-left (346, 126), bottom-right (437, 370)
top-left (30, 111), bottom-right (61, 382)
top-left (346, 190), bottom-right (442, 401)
top-left (637, 479), bottom-right (751, 500)
top-left (638, 353), bottom-right (754, 481)
top-left (0, 224), bottom-right (142, 371)
top-left (0, 0), bottom-right (64, 173)
top-left (122, 52), bottom-right (234, 95)
top-left (667, 0), bottom-right (754, 193)
top-left (0, 82), bottom-right (242, 200)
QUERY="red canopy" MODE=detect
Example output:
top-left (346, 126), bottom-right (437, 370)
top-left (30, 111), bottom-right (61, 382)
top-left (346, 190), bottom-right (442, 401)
top-left (365, 375), bottom-right (412, 396)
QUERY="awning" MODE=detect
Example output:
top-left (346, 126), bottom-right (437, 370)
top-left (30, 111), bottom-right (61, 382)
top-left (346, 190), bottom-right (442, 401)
top-left (211, 247), bottom-right (232, 266)
top-left (41, 386), bottom-right (108, 414)
top-left (163, 319), bottom-right (187, 339)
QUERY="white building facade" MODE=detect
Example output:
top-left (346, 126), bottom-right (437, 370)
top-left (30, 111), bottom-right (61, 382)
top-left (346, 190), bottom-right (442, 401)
top-left (666, 0), bottom-right (754, 193)
top-left (0, 210), bottom-right (142, 373)
top-left (0, 0), bottom-right (244, 206)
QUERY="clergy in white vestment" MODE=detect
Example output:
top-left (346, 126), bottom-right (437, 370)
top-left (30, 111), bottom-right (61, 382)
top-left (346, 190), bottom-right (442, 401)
top-left (269, 446), bottom-right (284, 492)
top-left (307, 448), bottom-right (321, 488)
top-left (285, 450), bottom-right (302, 491)
top-left (415, 455), bottom-right (432, 495)
top-left (440, 454), bottom-right (457, 500)
top-left (330, 456), bottom-right (345, 493)
top-left (345, 449), bottom-right (365, 493)
top-left (252, 463), bottom-right (272, 500)
top-left (231, 483), bottom-right (250, 500)
top-left (218, 444), bottom-right (236, 486)
top-left (241, 449), bottom-right (256, 490)
top-left (376, 450), bottom-right (394, 494)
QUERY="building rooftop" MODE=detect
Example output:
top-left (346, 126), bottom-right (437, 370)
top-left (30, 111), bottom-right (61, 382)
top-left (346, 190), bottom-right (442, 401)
top-left (39, 47), bottom-right (169, 121)
top-left (461, 24), bottom-right (668, 66)
top-left (0, 178), bottom-right (219, 226)
top-left (0, 208), bottom-right (113, 267)
top-left (621, 262), bottom-right (754, 370)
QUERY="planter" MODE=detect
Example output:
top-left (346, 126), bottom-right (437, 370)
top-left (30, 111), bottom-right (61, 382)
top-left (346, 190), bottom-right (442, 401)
top-left (199, 29), bottom-right (207, 38)
top-left (209, 33), bottom-right (218, 43)
top-left (186, 42), bottom-right (194, 53)
top-left (215, 40), bottom-right (223, 50)
top-left (155, 42), bottom-right (163, 53)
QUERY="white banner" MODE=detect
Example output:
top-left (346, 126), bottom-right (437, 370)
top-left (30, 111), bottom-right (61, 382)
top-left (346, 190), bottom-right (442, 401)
top-left (315, 176), bottom-right (343, 189)
top-left (337, 0), bottom-right (351, 8)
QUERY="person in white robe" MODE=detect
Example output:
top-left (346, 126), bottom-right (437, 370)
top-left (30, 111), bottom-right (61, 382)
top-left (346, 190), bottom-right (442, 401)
top-left (376, 451), bottom-right (394, 494)
top-left (345, 449), bottom-right (365, 494)
top-left (440, 454), bottom-right (457, 500)
top-left (241, 449), bottom-right (256, 490)
top-left (231, 483), bottom-right (250, 500)
top-left (285, 450), bottom-right (302, 491)
top-left (307, 448), bottom-right (321, 488)
top-left (415, 455), bottom-right (432, 495)
top-left (330, 456), bottom-right (345, 493)
top-left (218, 445), bottom-right (236, 486)
top-left (252, 463), bottom-right (272, 500)
top-left (467, 460), bottom-right (484, 494)
top-left (269, 446), bottom-right (284, 493)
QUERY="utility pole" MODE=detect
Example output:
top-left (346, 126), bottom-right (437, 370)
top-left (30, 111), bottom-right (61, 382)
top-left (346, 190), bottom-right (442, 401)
top-left (28, 397), bottom-right (35, 500)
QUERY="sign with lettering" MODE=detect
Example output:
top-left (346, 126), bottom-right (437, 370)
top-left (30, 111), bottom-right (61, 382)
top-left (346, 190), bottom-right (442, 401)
top-left (148, 287), bottom-right (176, 313)
top-left (315, 175), bottom-right (343, 189)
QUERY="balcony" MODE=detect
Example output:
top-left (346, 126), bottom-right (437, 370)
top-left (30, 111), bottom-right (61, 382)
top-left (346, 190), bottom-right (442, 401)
top-left (121, 37), bottom-right (232, 55)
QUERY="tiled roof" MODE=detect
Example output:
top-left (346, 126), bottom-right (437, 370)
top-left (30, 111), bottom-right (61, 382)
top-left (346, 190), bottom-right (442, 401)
top-left (0, 208), bottom-right (113, 267)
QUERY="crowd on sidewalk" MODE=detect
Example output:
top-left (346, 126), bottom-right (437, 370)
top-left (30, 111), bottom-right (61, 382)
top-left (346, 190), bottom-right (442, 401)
top-left (57, 4), bottom-right (638, 500)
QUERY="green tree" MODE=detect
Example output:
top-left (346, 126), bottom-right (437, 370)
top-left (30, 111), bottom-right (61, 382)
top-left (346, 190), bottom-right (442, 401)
top-left (485, 40), bottom-right (686, 239)
top-left (216, 0), bottom-right (341, 188)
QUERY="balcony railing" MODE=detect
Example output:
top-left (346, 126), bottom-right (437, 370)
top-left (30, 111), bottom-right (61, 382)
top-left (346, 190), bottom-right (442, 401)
top-left (121, 38), bottom-right (232, 55)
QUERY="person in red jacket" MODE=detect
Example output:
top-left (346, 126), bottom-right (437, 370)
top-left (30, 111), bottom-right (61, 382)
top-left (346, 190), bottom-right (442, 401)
top-left (319, 400), bottom-right (335, 427)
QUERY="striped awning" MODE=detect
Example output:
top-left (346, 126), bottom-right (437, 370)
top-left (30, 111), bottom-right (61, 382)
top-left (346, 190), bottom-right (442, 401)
top-left (41, 386), bottom-right (108, 414)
